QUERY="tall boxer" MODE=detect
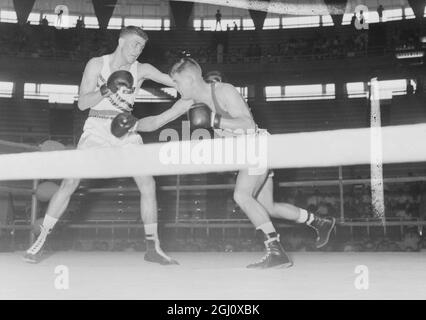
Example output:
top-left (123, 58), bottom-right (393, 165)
top-left (24, 26), bottom-right (178, 266)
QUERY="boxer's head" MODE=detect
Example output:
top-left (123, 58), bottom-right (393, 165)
top-left (169, 58), bottom-right (203, 99)
top-left (118, 26), bottom-right (148, 64)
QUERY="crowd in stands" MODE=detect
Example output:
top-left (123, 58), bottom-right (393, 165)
top-left (0, 22), bottom-right (114, 60)
top-left (391, 25), bottom-right (422, 49)
top-left (0, 19), bottom-right (422, 64)
top-left (168, 32), bottom-right (371, 65)
top-left (245, 182), bottom-right (425, 221)
top-left (158, 181), bottom-right (426, 226)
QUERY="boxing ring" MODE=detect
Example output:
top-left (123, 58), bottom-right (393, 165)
top-left (1, 252), bottom-right (426, 299)
top-left (0, 122), bottom-right (425, 299)
top-left (1, 70), bottom-right (426, 299)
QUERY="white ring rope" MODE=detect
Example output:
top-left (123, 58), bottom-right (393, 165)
top-left (0, 124), bottom-right (425, 181)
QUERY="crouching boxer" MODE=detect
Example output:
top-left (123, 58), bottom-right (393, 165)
top-left (111, 58), bottom-right (336, 269)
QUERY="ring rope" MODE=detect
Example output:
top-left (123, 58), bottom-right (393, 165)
top-left (0, 124), bottom-right (424, 181)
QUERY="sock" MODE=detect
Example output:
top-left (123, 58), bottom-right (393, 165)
top-left (144, 223), bottom-right (170, 259)
top-left (144, 223), bottom-right (158, 242)
top-left (42, 215), bottom-right (58, 232)
top-left (256, 222), bottom-right (277, 239)
top-left (296, 209), bottom-right (315, 225)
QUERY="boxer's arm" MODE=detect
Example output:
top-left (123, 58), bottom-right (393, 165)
top-left (216, 84), bottom-right (255, 131)
top-left (138, 63), bottom-right (175, 88)
top-left (136, 99), bottom-right (193, 132)
top-left (77, 57), bottom-right (105, 111)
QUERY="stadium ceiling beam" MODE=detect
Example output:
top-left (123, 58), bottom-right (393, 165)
top-left (169, 1), bottom-right (195, 29)
top-left (249, 0), bottom-right (270, 30)
top-left (323, 0), bottom-right (347, 26)
top-left (92, 0), bottom-right (118, 30)
top-left (407, 0), bottom-right (426, 19)
top-left (12, 0), bottom-right (36, 24)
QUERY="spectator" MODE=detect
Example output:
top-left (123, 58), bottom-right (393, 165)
top-left (400, 229), bottom-right (420, 251)
top-left (76, 16), bottom-right (84, 29)
top-left (215, 9), bottom-right (222, 31)
top-left (395, 201), bottom-right (409, 219)
top-left (270, 43), bottom-right (280, 62)
top-left (245, 44), bottom-right (253, 62)
top-left (253, 44), bottom-right (261, 60)
top-left (407, 81), bottom-right (414, 95)
top-left (359, 10), bottom-right (365, 25)
top-left (307, 191), bottom-right (319, 213)
top-left (280, 42), bottom-right (289, 57)
top-left (226, 24), bottom-right (230, 32)
top-left (233, 21), bottom-right (238, 31)
top-left (419, 182), bottom-right (426, 220)
top-left (317, 202), bottom-right (329, 216)
top-left (377, 5), bottom-right (384, 22)
top-left (40, 16), bottom-right (48, 27)
top-left (217, 42), bottom-right (224, 63)
top-left (56, 9), bottom-right (64, 28)
top-left (350, 13), bottom-right (356, 27)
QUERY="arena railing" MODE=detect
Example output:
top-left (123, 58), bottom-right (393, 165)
top-left (1, 172), bottom-right (425, 244)
top-left (2, 216), bottom-right (425, 247)
top-left (0, 132), bottom-right (76, 146)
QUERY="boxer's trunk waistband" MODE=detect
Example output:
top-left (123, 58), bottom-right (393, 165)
top-left (214, 126), bottom-right (267, 136)
top-left (88, 109), bottom-right (121, 119)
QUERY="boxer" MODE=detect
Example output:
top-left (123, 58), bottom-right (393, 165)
top-left (112, 58), bottom-right (336, 269)
top-left (24, 26), bottom-right (178, 266)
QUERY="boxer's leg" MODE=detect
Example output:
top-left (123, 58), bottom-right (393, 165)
top-left (133, 175), bottom-right (178, 265)
top-left (115, 129), bottom-right (176, 265)
top-left (255, 177), bottom-right (336, 248)
top-left (234, 170), bottom-right (292, 269)
top-left (256, 177), bottom-right (308, 220)
top-left (23, 178), bottom-right (81, 263)
top-left (45, 179), bottom-right (81, 220)
top-left (24, 122), bottom-right (106, 263)
top-left (134, 175), bottom-right (157, 226)
top-left (233, 169), bottom-right (271, 228)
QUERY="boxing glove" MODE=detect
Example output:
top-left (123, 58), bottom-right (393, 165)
top-left (111, 112), bottom-right (138, 138)
top-left (188, 103), bottom-right (221, 129)
top-left (101, 70), bottom-right (134, 97)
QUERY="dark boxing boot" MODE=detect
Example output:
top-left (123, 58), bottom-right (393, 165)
top-left (247, 233), bottom-right (293, 269)
top-left (144, 239), bottom-right (179, 265)
top-left (309, 215), bottom-right (336, 248)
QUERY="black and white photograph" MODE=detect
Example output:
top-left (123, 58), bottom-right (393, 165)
top-left (0, 0), bottom-right (426, 307)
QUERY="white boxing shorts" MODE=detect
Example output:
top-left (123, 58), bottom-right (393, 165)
top-left (215, 127), bottom-right (274, 178)
top-left (77, 116), bottom-right (143, 150)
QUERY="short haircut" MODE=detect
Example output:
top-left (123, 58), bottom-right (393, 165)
top-left (204, 70), bottom-right (223, 83)
top-left (169, 58), bottom-right (202, 77)
top-left (119, 26), bottom-right (148, 41)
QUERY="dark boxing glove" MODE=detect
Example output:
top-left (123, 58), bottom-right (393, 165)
top-left (111, 112), bottom-right (138, 138)
top-left (101, 70), bottom-right (134, 97)
top-left (188, 103), bottom-right (221, 129)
